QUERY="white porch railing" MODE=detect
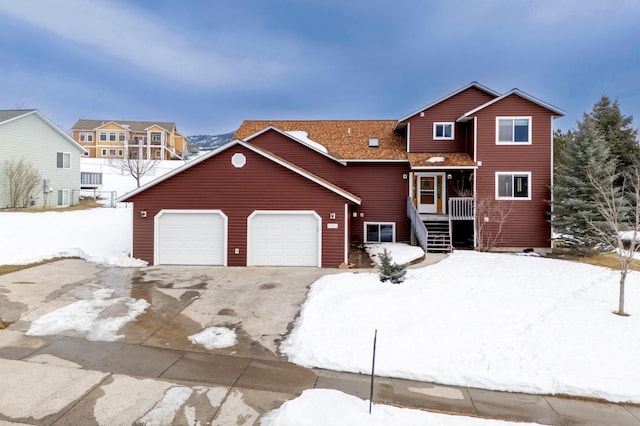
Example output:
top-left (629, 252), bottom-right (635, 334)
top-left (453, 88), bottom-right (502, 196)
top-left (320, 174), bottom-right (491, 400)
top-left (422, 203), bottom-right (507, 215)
top-left (407, 197), bottom-right (428, 252)
top-left (449, 197), bottom-right (474, 220)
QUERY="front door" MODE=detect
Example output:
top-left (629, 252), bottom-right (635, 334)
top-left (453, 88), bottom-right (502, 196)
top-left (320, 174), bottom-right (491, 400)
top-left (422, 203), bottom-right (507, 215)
top-left (417, 174), bottom-right (445, 214)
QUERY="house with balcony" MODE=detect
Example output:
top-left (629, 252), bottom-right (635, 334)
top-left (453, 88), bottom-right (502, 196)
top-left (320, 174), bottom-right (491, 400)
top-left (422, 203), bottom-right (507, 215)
top-left (117, 82), bottom-right (563, 267)
top-left (71, 119), bottom-right (187, 160)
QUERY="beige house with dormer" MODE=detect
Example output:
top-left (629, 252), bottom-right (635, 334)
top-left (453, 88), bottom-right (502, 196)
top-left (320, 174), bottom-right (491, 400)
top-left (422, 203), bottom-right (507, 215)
top-left (71, 119), bottom-right (187, 160)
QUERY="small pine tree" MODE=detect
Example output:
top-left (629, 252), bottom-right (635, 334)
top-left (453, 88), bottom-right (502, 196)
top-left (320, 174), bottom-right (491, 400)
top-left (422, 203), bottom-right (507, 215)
top-left (378, 248), bottom-right (407, 284)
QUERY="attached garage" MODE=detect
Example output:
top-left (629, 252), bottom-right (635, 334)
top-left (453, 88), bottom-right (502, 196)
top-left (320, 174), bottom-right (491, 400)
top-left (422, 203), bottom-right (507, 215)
top-left (248, 211), bottom-right (321, 267)
top-left (155, 210), bottom-right (227, 265)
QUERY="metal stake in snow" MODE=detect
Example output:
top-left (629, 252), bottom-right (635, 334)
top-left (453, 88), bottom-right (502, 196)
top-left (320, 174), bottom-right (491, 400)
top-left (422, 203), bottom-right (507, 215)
top-left (369, 329), bottom-right (377, 415)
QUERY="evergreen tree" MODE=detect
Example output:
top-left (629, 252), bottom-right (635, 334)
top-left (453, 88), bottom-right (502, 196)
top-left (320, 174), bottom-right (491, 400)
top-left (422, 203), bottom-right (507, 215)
top-left (588, 96), bottom-right (639, 174)
top-left (552, 118), bottom-right (616, 252)
top-left (553, 128), bottom-right (572, 170)
top-left (378, 249), bottom-right (407, 284)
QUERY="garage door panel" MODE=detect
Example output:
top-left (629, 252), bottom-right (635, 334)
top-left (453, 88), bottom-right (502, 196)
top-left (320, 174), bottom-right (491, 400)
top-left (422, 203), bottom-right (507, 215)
top-left (157, 211), bottom-right (226, 265)
top-left (250, 212), bottom-right (319, 267)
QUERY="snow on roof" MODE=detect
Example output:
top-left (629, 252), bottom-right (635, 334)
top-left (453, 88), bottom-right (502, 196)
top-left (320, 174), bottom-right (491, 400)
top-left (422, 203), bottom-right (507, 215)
top-left (427, 156), bottom-right (445, 163)
top-left (285, 130), bottom-right (328, 154)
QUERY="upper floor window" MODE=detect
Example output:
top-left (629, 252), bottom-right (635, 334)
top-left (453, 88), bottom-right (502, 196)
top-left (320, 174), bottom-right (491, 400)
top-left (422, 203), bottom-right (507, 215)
top-left (118, 132), bottom-right (125, 142)
top-left (151, 133), bottom-right (162, 142)
top-left (497, 117), bottom-right (531, 144)
top-left (79, 133), bottom-right (85, 142)
top-left (109, 132), bottom-right (116, 142)
top-left (87, 133), bottom-right (93, 142)
top-left (56, 152), bottom-right (70, 169)
top-left (99, 132), bottom-right (107, 141)
top-left (496, 172), bottom-right (531, 200)
top-left (434, 122), bottom-right (454, 140)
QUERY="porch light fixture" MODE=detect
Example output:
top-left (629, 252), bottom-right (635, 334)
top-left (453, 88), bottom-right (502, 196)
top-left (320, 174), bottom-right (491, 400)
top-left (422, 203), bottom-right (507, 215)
top-left (447, 174), bottom-right (452, 180)
top-left (140, 210), bottom-right (147, 218)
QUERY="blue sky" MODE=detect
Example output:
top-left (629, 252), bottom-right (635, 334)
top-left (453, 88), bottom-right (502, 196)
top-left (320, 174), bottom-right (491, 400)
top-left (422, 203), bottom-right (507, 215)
top-left (1, 0), bottom-right (639, 136)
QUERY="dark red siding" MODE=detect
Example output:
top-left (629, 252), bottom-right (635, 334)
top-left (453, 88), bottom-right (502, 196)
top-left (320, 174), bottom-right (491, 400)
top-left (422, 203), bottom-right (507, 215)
top-left (407, 87), bottom-right (495, 153)
top-left (127, 145), bottom-right (350, 267)
top-left (473, 94), bottom-right (554, 248)
top-left (249, 131), bottom-right (411, 243)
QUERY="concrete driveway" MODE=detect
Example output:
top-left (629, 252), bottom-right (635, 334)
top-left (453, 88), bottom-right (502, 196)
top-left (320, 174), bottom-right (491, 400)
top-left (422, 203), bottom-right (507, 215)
top-left (0, 259), bottom-right (341, 424)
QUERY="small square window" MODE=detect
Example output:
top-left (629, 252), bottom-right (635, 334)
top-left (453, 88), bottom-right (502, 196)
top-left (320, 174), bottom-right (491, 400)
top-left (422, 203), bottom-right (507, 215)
top-left (434, 123), bottom-right (454, 140)
top-left (151, 133), bottom-right (162, 142)
top-left (56, 152), bottom-right (70, 169)
top-left (109, 149), bottom-right (116, 156)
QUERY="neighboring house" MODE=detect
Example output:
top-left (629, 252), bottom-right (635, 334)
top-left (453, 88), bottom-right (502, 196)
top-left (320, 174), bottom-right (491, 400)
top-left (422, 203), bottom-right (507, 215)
top-left (71, 119), bottom-right (187, 160)
top-left (118, 82), bottom-right (564, 267)
top-left (0, 110), bottom-right (86, 209)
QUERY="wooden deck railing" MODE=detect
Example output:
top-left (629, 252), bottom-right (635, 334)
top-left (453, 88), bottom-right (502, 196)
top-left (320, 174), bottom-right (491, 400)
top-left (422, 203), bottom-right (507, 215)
top-left (407, 197), bottom-right (428, 252)
top-left (81, 172), bottom-right (102, 186)
top-left (449, 197), bottom-right (474, 220)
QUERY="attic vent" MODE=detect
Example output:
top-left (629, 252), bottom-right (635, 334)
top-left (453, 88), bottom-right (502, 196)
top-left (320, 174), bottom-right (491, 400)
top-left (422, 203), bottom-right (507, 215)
top-left (368, 138), bottom-right (379, 147)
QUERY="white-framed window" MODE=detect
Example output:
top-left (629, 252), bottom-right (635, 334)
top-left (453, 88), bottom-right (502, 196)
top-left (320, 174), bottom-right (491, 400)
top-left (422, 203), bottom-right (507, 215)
top-left (109, 132), bottom-right (116, 142)
top-left (151, 133), bottom-right (162, 142)
top-left (118, 149), bottom-right (124, 156)
top-left (118, 132), bottom-right (125, 142)
top-left (99, 132), bottom-right (107, 141)
top-left (496, 172), bottom-right (531, 200)
top-left (87, 133), bottom-right (93, 142)
top-left (101, 149), bottom-right (107, 156)
top-left (364, 222), bottom-right (395, 243)
top-left (433, 122), bottom-right (454, 140)
top-left (109, 149), bottom-right (117, 156)
top-left (79, 133), bottom-right (85, 142)
top-left (56, 152), bottom-right (70, 169)
top-left (57, 189), bottom-right (69, 207)
top-left (155, 150), bottom-right (162, 158)
top-left (496, 117), bottom-right (531, 144)
top-left (83, 151), bottom-right (89, 157)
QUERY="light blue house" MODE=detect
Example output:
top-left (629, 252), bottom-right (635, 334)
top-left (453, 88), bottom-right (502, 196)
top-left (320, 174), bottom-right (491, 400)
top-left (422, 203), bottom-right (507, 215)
top-left (0, 110), bottom-right (86, 209)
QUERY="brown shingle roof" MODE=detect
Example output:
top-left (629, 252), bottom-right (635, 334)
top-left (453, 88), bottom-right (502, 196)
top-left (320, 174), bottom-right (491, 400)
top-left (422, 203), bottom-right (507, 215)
top-left (234, 120), bottom-right (408, 161)
top-left (72, 119), bottom-right (177, 133)
top-left (408, 153), bottom-right (477, 168)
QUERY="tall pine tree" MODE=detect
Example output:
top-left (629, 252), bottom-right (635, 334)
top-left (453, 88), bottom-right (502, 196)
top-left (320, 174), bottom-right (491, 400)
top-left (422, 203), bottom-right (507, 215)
top-left (552, 118), bottom-right (616, 252)
top-left (588, 96), bottom-right (639, 174)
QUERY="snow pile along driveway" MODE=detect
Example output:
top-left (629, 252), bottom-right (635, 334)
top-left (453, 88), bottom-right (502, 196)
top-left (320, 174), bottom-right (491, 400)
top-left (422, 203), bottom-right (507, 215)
top-left (281, 251), bottom-right (640, 403)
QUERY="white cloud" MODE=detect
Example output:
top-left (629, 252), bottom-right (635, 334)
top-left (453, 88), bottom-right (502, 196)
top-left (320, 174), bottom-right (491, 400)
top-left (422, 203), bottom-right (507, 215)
top-left (0, 0), bottom-right (286, 87)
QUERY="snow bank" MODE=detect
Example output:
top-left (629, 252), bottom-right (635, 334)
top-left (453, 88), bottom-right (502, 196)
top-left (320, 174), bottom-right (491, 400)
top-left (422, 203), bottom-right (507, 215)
top-left (188, 327), bottom-right (237, 349)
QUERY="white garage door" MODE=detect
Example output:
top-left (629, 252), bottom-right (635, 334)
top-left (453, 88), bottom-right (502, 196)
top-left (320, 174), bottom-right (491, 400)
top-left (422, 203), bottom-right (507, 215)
top-left (156, 210), bottom-right (226, 265)
top-left (249, 211), bottom-right (320, 267)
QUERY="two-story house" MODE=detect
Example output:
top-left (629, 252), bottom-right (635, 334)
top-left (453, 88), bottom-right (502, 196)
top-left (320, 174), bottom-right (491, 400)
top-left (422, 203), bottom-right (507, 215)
top-left (0, 110), bottom-right (86, 209)
top-left (117, 82), bottom-right (564, 267)
top-left (71, 119), bottom-right (187, 160)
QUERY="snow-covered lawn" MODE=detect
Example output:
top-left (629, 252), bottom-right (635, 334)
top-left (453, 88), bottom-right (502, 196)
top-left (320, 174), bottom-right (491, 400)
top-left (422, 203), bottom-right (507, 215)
top-left (262, 389), bottom-right (542, 426)
top-left (365, 242), bottom-right (425, 265)
top-left (282, 250), bottom-right (640, 404)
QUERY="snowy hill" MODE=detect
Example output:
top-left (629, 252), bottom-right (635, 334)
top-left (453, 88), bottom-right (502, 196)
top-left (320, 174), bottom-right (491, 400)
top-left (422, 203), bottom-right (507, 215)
top-left (187, 132), bottom-right (235, 151)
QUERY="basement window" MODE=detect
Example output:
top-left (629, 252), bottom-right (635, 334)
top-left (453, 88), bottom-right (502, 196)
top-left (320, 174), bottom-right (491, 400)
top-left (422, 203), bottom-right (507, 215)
top-left (368, 138), bottom-right (379, 147)
top-left (365, 222), bottom-right (395, 243)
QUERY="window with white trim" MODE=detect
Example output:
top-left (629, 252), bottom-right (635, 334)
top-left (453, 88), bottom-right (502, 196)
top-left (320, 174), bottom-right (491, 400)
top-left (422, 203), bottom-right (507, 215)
top-left (56, 152), bottom-right (70, 169)
top-left (83, 151), bottom-right (89, 156)
top-left (101, 149), bottom-right (107, 156)
top-left (364, 222), bottom-right (395, 243)
top-left (151, 133), bottom-right (162, 142)
top-left (99, 132), bottom-right (107, 141)
top-left (109, 132), bottom-right (116, 142)
top-left (87, 133), bottom-right (93, 142)
top-left (118, 132), bottom-right (125, 142)
top-left (79, 133), bottom-right (85, 142)
top-left (496, 172), bottom-right (531, 199)
top-left (497, 117), bottom-right (531, 144)
top-left (118, 149), bottom-right (124, 156)
top-left (434, 122), bottom-right (454, 140)
top-left (57, 189), bottom-right (69, 207)
top-left (109, 149), bottom-right (117, 156)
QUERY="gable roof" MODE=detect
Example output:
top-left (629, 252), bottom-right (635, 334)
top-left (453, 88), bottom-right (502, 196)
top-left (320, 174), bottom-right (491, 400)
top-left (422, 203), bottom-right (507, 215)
top-left (457, 89), bottom-right (566, 121)
top-left (117, 139), bottom-right (362, 205)
top-left (0, 109), bottom-right (86, 153)
top-left (397, 82), bottom-right (501, 124)
top-left (234, 120), bottom-right (407, 161)
top-left (73, 119), bottom-right (177, 133)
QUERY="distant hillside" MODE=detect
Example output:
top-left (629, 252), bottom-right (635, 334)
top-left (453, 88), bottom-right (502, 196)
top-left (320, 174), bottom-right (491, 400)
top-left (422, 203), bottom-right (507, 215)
top-left (187, 132), bottom-right (235, 151)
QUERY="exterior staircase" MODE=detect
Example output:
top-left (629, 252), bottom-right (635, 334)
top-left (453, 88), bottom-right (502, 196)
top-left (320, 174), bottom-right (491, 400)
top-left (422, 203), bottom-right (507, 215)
top-left (423, 219), bottom-right (452, 252)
